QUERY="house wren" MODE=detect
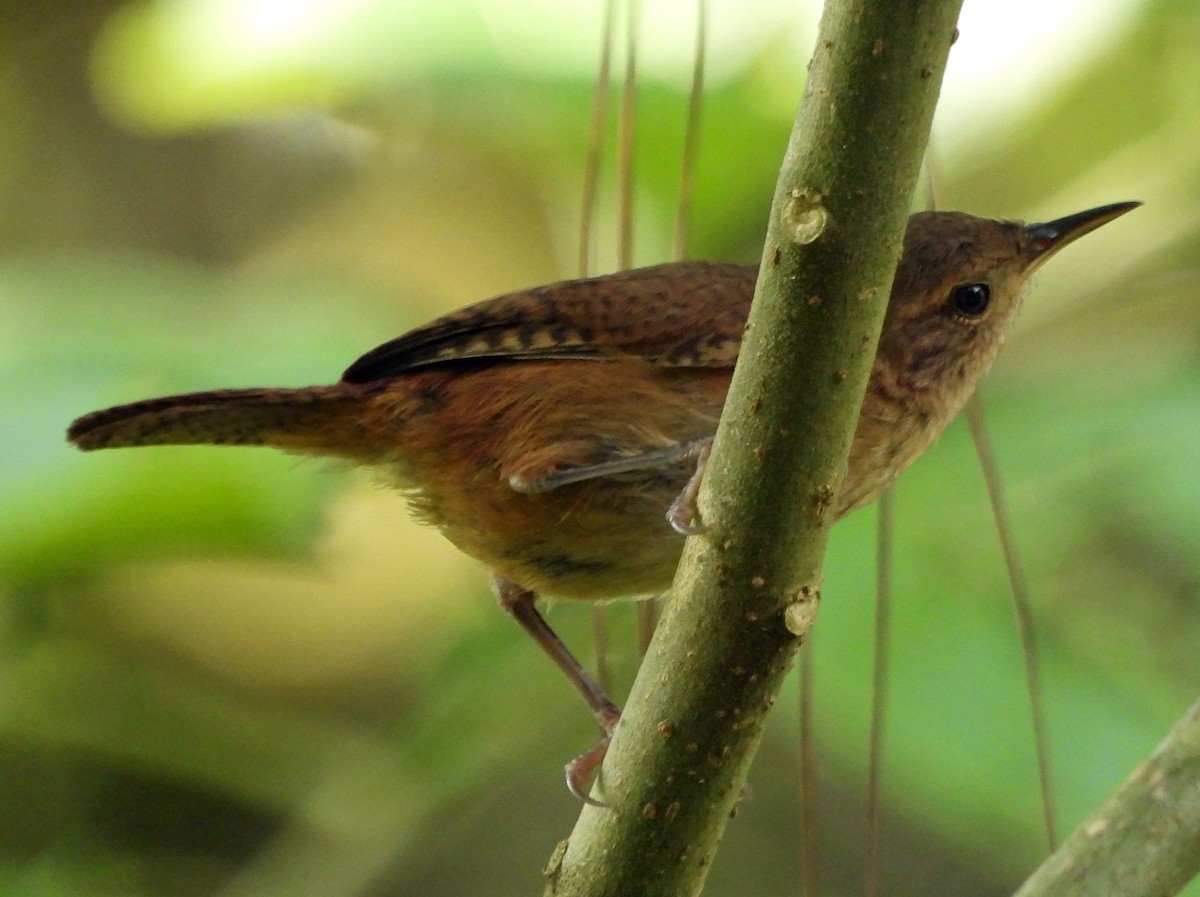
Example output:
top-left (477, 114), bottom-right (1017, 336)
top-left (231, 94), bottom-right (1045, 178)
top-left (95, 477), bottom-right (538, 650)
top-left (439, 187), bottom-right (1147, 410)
top-left (67, 202), bottom-right (1138, 799)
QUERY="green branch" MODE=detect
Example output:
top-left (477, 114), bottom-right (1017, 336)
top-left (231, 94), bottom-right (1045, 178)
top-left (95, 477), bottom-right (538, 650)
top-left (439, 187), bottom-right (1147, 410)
top-left (544, 0), bottom-right (963, 894)
top-left (1013, 696), bottom-right (1200, 897)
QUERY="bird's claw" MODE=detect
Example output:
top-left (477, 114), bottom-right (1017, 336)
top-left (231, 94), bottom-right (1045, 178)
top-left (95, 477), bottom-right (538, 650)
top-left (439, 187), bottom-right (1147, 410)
top-left (565, 734), bottom-right (613, 807)
top-left (565, 706), bottom-right (621, 806)
top-left (667, 438), bottom-right (712, 535)
top-left (667, 495), bottom-right (709, 535)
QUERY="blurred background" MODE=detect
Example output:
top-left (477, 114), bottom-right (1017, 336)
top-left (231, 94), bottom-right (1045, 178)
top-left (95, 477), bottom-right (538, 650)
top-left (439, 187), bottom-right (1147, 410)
top-left (1, 0), bottom-right (1198, 895)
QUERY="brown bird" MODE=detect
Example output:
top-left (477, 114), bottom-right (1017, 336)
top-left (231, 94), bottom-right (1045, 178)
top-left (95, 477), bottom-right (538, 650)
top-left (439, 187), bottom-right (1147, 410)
top-left (67, 202), bottom-right (1138, 799)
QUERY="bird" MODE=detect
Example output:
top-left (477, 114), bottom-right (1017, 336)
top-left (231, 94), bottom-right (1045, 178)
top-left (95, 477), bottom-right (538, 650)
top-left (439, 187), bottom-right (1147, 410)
top-left (67, 201), bottom-right (1139, 799)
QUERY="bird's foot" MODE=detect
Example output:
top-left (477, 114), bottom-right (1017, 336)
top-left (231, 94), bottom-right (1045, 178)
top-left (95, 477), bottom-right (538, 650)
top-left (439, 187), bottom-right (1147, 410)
top-left (667, 438), bottom-right (713, 535)
top-left (565, 707), bottom-right (621, 807)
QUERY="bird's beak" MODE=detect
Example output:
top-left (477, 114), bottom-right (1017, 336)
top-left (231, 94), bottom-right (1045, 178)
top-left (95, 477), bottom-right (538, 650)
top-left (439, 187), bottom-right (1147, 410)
top-left (1023, 201), bottom-right (1142, 272)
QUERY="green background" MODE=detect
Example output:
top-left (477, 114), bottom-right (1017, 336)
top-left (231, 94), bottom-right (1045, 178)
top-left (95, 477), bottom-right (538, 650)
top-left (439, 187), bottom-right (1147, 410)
top-left (1, 1), bottom-right (1197, 895)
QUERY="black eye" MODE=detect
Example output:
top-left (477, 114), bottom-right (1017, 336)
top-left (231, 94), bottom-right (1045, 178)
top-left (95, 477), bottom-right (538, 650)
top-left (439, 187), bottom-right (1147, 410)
top-left (950, 283), bottom-right (990, 317)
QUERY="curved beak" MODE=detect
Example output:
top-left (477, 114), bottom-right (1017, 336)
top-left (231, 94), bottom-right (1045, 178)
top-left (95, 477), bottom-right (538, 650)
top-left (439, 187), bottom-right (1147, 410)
top-left (1023, 201), bottom-right (1142, 271)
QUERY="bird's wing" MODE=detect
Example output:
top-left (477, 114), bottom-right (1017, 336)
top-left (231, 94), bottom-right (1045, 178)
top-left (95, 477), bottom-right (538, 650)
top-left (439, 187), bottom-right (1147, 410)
top-left (340, 261), bottom-right (756, 383)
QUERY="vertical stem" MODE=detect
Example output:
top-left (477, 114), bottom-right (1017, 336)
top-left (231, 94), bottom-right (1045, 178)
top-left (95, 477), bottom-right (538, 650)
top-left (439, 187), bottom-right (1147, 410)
top-left (612, 0), bottom-right (659, 659)
top-left (581, 0), bottom-right (618, 694)
top-left (672, 0), bottom-right (707, 262)
top-left (577, 0), bottom-right (616, 280)
top-left (799, 637), bottom-right (820, 897)
top-left (616, 0), bottom-right (638, 271)
top-left (966, 397), bottom-right (1058, 851)
top-left (590, 608), bottom-right (613, 697)
top-left (864, 489), bottom-right (893, 896)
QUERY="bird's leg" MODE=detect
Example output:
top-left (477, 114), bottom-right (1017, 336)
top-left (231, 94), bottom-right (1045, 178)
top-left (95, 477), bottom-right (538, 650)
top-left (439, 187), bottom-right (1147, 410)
top-left (665, 437), bottom-right (712, 535)
top-left (491, 575), bottom-right (621, 805)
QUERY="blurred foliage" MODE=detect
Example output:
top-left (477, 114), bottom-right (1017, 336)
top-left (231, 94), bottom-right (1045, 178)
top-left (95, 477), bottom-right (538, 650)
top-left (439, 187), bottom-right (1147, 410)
top-left (1, 1), bottom-right (1198, 896)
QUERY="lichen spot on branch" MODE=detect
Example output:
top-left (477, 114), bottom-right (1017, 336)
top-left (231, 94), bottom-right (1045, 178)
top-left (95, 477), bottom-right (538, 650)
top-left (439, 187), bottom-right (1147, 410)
top-left (781, 188), bottom-right (830, 245)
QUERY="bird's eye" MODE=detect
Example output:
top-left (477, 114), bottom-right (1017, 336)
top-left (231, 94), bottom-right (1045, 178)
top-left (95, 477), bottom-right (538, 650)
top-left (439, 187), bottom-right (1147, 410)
top-left (950, 283), bottom-right (990, 317)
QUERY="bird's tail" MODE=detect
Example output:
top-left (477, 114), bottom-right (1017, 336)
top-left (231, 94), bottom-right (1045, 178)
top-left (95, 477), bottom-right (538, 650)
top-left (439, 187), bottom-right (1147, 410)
top-left (67, 385), bottom-right (366, 456)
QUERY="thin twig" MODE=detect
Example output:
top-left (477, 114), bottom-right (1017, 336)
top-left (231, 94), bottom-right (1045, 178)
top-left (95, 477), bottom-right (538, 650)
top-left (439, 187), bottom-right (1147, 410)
top-left (864, 488), bottom-right (893, 896)
top-left (926, 156), bottom-right (1056, 851)
top-left (799, 637), bottom-right (820, 897)
top-left (672, 0), bottom-right (707, 262)
top-left (582, 0), bottom-right (618, 694)
top-left (616, 0), bottom-right (638, 271)
top-left (577, 0), bottom-right (616, 280)
top-left (966, 397), bottom-right (1058, 851)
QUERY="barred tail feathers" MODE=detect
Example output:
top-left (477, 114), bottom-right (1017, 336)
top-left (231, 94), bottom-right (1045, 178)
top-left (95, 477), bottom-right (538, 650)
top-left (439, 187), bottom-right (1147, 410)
top-left (67, 385), bottom-right (365, 455)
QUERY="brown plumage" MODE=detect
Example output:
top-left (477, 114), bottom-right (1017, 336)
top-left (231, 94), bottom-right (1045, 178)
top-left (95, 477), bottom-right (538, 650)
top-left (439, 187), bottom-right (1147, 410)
top-left (67, 203), bottom-right (1138, 798)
